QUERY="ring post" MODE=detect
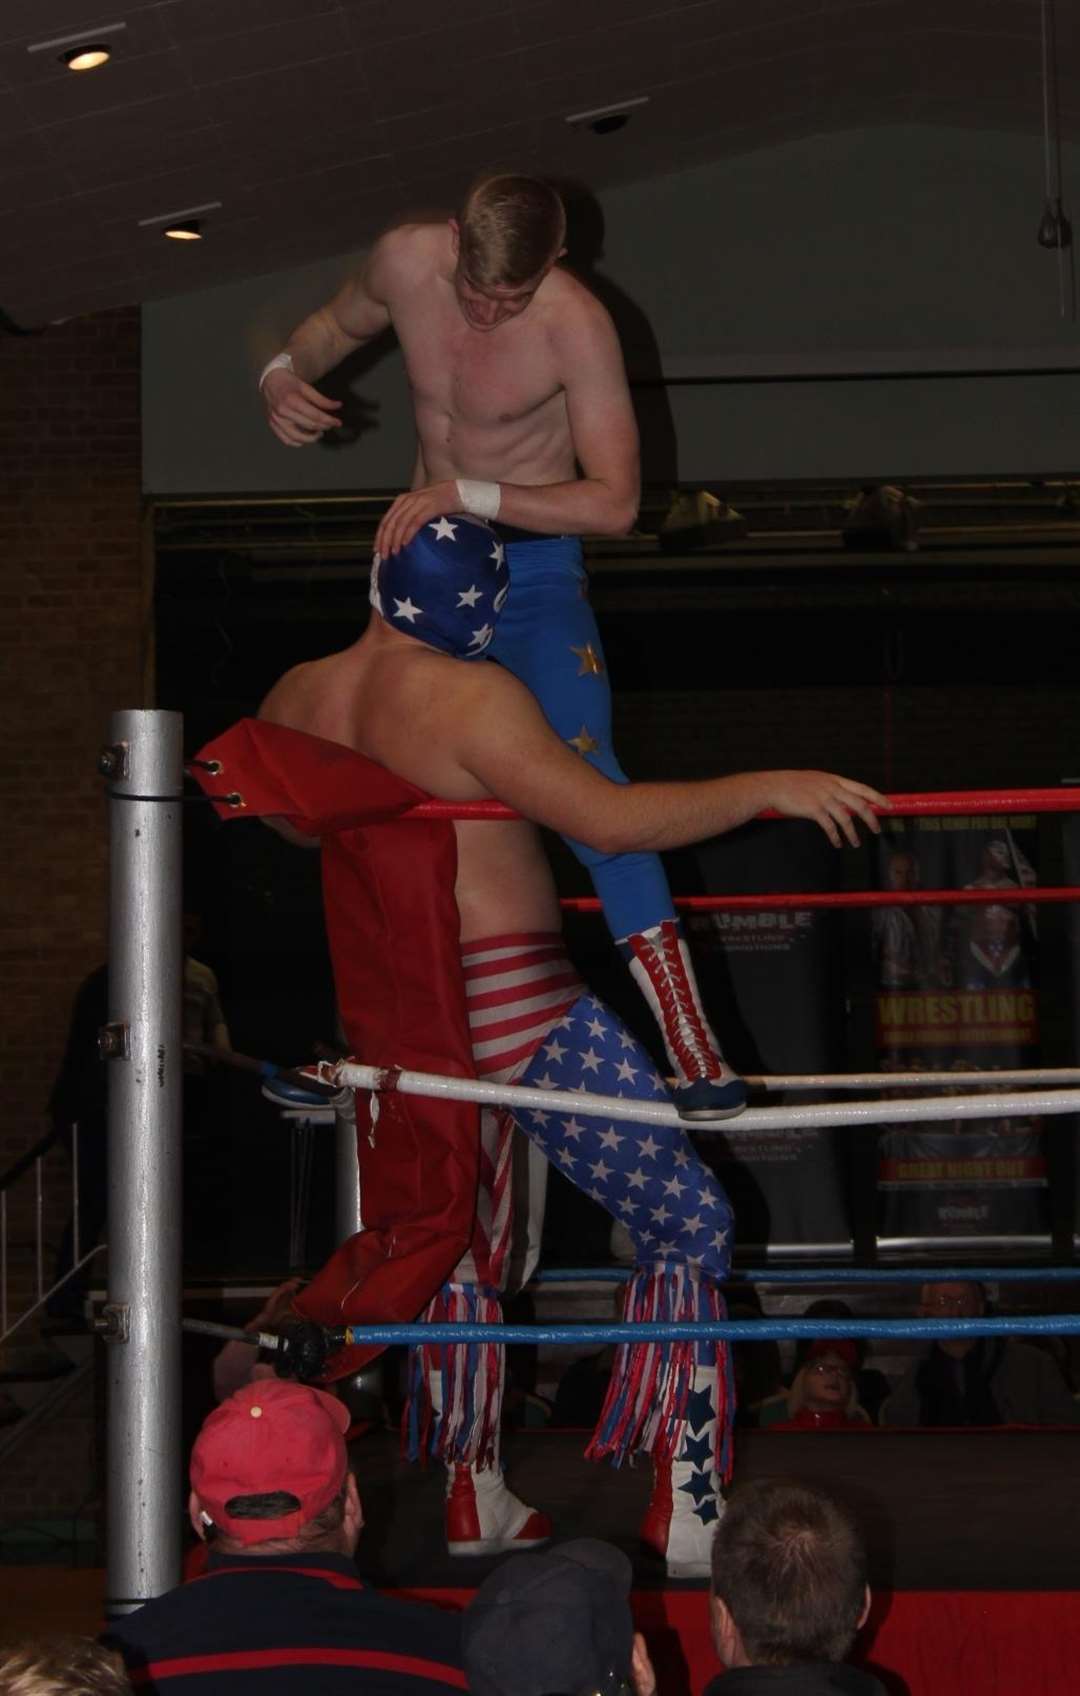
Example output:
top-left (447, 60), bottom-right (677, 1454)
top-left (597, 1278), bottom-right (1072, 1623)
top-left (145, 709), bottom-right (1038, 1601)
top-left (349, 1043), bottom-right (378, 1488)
top-left (103, 710), bottom-right (184, 1615)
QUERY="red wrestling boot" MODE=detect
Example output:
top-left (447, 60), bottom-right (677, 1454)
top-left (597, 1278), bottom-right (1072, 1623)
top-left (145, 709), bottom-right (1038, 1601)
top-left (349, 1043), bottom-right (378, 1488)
top-left (619, 920), bottom-right (747, 1122)
top-left (639, 1365), bottom-right (727, 1579)
top-left (445, 1461), bottom-right (552, 1556)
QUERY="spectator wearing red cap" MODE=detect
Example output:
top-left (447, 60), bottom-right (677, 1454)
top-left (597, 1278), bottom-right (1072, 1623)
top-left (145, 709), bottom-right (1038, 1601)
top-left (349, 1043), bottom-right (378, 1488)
top-left (763, 1343), bottom-right (872, 1433)
top-left (103, 1381), bottom-right (465, 1696)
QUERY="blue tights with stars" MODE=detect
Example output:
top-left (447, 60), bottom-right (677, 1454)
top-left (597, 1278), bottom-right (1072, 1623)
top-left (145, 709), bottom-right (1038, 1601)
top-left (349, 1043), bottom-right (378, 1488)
top-left (512, 990), bottom-right (734, 1277)
top-left (488, 535), bottom-right (675, 941)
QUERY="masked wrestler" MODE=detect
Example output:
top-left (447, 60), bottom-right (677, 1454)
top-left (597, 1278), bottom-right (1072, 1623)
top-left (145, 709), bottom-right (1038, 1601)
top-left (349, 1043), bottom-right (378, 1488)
top-left (230, 514), bottom-right (884, 1577)
top-left (259, 173), bottom-right (749, 1119)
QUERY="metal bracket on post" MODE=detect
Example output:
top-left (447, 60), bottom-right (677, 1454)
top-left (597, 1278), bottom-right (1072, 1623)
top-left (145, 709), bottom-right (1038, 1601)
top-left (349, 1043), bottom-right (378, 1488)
top-left (98, 1023), bottom-right (130, 1062)
top-left (98, 743), bottom-right (129, 782)
top-left (94, 1303), bottom-right (130, 1343)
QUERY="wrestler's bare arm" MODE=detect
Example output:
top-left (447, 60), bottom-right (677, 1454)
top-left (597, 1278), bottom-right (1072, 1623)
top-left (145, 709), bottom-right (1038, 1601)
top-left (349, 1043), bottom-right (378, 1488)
top-left (452, 667), bottom-right (887, 853)
top-left (259, 231), bottom-right (405, 447)
top-left (485, 297), bottom-right (640, 536)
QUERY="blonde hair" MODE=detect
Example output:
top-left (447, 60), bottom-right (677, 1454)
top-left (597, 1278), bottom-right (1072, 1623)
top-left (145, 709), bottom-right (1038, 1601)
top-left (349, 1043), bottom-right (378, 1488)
top-left (0, 1640), bottom-right (129, 1696)
top-left (457, 174), bottom-right (566, 290)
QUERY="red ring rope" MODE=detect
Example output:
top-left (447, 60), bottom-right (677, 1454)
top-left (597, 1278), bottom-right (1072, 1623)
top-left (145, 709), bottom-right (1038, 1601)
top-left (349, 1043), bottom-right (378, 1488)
top-left (402, 787), bottom-right (1080, 823)
top-left (561, 887), bottom-right (1080, 912)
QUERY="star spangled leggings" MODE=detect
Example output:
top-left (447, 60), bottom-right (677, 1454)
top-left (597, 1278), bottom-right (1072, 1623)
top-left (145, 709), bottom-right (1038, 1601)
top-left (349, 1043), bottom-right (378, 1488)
top-left (408, 936), bottom-right (735, 1465)
top-left (488, 533), bottom-right (675, 941)
top-left (457, 933), bottom-right (734, 1282)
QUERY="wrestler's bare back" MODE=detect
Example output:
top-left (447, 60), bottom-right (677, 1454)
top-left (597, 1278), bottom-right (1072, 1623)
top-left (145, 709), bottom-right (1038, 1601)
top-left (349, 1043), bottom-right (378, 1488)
top-left (259, 635), bottom-right (562, 943)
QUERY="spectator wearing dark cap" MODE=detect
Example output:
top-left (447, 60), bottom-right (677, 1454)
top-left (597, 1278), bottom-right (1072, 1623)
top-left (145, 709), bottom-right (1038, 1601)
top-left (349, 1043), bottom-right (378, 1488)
top-left (707, 1479), bottom-right (883, 1695)
top-left (463, 1539), bottom-right (656, 1696)
top-left (104, 1380), bottom-right (464, 1696)
top-left (762, 1342), bottom-right (873, 1433)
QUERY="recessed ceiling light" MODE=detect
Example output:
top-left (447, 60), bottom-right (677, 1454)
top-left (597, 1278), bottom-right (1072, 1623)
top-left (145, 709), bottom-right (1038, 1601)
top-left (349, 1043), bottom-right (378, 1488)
top-left (62, 44), bottom-right (111, 71)
top-left (27, 23), bottom-right (126, 66)
top-left (564, 95), bottom-right (650, 133)
top-left (138, 201), bottom-right (222, 240)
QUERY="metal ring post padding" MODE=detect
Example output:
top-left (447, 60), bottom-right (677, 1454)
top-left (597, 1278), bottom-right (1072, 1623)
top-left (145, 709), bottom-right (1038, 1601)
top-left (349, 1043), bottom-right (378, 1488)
top-left (105, 710), bottom-right (184, 1616)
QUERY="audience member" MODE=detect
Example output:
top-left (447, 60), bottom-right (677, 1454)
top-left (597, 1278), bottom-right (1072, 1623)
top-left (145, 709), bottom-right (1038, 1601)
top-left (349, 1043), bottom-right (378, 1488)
top-left (756, 1301), bottom-right (887, 1429)
top-left (104, 1380), bottom-right (464, 1694)
top-left (463, 1538), bottom-right (655, 1696)
top-left (0, 1638), bottom-right (129, 1696)
top-left (707, 1478), bottom-right (883, 1694)
top-left (762, 1341), bottom-right (873, 1432)
top-left (210, 1279), bottom-right (305, 1403)
top-left (880, 1281), bottom-right (1080, 1428)
top-left (794, 1303), bottom-right (891, 1424)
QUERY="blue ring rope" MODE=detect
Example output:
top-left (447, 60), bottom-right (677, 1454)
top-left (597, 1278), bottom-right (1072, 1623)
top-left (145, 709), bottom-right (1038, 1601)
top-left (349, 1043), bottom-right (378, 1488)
top-left (532, 1265), bottom-right (1080, 1285)
top-left (340, 1314), bottom-right (1080, 1347)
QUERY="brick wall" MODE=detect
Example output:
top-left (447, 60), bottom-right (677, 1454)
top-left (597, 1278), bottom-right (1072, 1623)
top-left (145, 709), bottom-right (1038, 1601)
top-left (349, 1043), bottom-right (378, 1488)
top-left (0, 309), bottom-right (145, 1318)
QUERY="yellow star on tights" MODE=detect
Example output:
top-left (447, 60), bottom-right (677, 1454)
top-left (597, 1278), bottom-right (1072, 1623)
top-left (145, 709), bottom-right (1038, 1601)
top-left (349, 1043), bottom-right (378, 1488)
top-left (570, 642), bottom-right (605, 677)
top-left (568, 725), bottom-right (600, 756)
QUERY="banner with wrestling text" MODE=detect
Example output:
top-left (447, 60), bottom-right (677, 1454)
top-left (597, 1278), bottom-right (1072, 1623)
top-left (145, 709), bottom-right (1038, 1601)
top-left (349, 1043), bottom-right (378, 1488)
top-left (872, 812), bottom-right (1047, 1247)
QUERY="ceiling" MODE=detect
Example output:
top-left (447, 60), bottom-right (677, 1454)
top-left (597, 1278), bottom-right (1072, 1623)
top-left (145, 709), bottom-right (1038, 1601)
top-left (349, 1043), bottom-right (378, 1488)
top-left (1, 0), bottom-right (1077, 328)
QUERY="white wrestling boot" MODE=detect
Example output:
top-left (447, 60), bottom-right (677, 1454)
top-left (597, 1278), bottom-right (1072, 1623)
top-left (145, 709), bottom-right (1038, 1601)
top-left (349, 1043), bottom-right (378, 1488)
top-left (444, 1458), bottom-right (552, 1556)
top-left (639, 1365), bottom-right (726, 1579)
top-left (422, 1313), bottom-right (552, 1558)
top-left (618, 920), bottom-right (747, 1122)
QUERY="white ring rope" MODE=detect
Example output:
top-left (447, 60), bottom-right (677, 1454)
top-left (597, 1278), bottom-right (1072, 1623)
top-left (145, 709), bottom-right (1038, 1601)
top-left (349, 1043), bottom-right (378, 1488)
top-left (742, 1068), bottom-right (1080, 1092)
top-left (316, 1060), bottom-right (1080, 1133)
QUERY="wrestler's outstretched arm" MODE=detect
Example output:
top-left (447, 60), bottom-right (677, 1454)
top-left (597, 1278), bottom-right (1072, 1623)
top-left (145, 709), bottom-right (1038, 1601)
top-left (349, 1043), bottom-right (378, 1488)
top-left (451, 664), bottom-right (888, 854)
top-left (259, 232), bottom-right (405, 447)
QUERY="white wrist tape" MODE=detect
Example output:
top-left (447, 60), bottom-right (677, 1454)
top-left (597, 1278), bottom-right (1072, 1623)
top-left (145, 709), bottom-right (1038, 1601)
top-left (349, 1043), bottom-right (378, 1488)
top-left (455, 478), bottom-right (502, 522)
top-left (258, 351), bottom-right (294, 391)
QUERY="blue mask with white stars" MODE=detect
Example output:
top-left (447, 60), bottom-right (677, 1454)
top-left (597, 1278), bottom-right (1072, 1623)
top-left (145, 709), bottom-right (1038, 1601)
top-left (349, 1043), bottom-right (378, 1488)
top-left (371, 514), bottom-right (508, 659)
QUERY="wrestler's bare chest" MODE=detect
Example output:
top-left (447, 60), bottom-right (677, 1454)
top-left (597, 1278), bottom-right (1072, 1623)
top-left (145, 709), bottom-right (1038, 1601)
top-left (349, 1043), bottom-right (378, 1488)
top-left (398, 295), bottom-right (563, 434)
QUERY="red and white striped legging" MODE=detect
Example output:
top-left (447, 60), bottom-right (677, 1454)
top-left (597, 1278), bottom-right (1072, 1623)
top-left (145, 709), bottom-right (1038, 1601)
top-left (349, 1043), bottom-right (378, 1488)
top-left (452, 931), bottom-right (583, 1291)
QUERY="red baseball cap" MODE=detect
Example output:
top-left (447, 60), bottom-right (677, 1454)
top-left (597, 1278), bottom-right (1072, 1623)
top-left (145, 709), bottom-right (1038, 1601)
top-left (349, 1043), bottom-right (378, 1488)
top-left (191, 1380), bottom-right (350, 1545)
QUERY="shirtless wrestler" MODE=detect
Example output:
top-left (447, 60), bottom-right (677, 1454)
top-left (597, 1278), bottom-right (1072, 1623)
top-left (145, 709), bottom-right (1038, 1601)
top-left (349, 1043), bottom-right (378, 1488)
top-left (258, 514), bottom-right (886, 1577)
top-left (258, 172), bottom-right (746, 1120)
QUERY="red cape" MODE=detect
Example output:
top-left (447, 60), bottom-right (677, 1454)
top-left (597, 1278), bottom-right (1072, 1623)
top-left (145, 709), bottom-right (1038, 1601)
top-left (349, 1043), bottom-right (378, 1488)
top-left (192, 719), bottom-right (479, 1377)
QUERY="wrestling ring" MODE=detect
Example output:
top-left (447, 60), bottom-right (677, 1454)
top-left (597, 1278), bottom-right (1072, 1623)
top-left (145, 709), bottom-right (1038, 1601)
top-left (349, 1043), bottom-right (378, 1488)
top-left (97, 711), bottom-right (1080, 1618)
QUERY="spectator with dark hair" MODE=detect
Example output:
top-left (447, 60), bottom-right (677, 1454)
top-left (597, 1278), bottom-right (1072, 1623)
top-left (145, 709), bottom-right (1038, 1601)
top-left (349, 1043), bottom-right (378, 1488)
top-left (707, 1478), bottom-right (883, 1694)
top-left (0, 1639), bottom-right (129, 1696)
top-left (463, 1539), bottom-right (656, 1696)
top-left (881, 1280), bottom-right (1080, 1428)
top-left (104, 1380), bottom-right (464, 1695)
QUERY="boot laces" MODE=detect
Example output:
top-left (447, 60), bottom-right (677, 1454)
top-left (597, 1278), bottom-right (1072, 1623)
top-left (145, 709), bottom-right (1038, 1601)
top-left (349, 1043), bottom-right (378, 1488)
top-left (634, 922), bottom-right (723, 1081)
